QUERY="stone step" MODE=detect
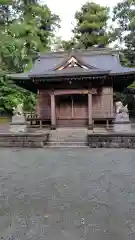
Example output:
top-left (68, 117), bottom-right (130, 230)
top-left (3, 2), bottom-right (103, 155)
top-left (49, 133), bottom-right (87, 141)
top-left (49, 128), bottom-right (87, 147)
top-left (49, 138), bottom-right (87, 142)
top-left (48, 141), bottom-right (87, 146)
top-left (46, 145), bottom-right (88, 148)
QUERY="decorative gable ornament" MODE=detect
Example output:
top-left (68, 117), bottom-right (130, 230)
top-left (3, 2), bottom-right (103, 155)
top-left (68, 57), bottom-right (79, 67)
top-left (57, 57), bottom-right (88, 70)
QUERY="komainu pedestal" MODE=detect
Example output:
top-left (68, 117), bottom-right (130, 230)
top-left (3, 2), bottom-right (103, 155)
top-left (9, 103), bottom-right (27, 133)
top-left (113, 101), bottom-right (131, 132)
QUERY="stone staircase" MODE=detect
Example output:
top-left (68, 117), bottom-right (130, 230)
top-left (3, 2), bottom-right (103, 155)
top-left (48, 128), bottom-right (88, 147)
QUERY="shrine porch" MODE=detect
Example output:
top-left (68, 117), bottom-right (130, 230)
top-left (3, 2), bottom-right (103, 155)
top-left (35, 87), bottom-right (114, 129)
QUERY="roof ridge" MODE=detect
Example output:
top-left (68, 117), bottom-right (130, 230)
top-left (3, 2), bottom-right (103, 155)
top-left (39, 48), bottom-right (118, 59)
top-left (39, 51), bottom-right (67, 59)
top-left (52, 54), bottom-right (97, 71)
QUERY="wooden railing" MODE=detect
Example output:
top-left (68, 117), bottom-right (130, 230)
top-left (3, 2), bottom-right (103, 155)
top-left (24, 112), bottom-right (38, 120)
top-left (24, 112), bottom-right (51, 128)
top-left (24, 111), bottom-right (115, 121)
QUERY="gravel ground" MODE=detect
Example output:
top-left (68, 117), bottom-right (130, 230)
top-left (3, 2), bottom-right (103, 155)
top-left (0, 148), bottom-right (135, 239)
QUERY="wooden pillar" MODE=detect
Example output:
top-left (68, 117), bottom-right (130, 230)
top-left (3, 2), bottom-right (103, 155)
top-left (88, 92), bottom-right (93, 129)
top-left (36, 89), bottom-right (40, 116)
top-left (106, 119), bottom-right (109, 129)
top-left (50, 93), bottom-right (56, 129)
top-left (71, 96), bottom-right (74, 118)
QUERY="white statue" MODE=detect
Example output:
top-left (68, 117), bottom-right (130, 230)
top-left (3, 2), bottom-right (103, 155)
top-left (10, 102), bottom-right (26, 133)
top-left (13, 103), bottom-right (23, 116)
top-left (116, 101), bottom-right (124, 113)
top-left (115, 101), bottom-right (129, 115)
top-left (121, 105), bottom-right (128, 114)
top-left (114, 101), bottom-right (131, 132)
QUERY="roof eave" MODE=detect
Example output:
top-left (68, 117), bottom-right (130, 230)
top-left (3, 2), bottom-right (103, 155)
top-left (110, 70), bottom-right (135, 76)
top-left (7, 73), bottom-right (30, 80)
top-left (29, 71), bottom-right (110, 79)
top-left (13, 80), bottom-right (37, 93)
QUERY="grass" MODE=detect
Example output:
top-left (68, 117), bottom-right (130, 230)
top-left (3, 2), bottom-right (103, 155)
top-left (0, 117), bottom-right (10, 124)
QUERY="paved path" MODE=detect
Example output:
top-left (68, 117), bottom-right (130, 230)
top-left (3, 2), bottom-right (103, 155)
top-left (0, 148), bottom-right (135, 239)
top-left (0, 123), bottom-right (10, 132)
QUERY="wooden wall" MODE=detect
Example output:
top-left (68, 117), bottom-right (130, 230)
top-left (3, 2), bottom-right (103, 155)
top-left (92, 87), bottom-right (114, 118)
top-left (36, 90), bottom-right (51, 118)
top-left (36, 87), bottom-right (114, 124)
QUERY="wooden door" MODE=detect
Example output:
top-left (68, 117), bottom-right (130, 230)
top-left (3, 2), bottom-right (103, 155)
top-left (73, 94), bottom-right (88, 118)
top-left (56, 95), bottom-right (72, 126)
top-left (56, 94), bottom-right (88, 127)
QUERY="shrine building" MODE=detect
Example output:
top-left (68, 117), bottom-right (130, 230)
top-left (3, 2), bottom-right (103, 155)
top-left (8, 48), bottom-right (135, 129)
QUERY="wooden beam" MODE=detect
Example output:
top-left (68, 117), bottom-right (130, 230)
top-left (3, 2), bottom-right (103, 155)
top-left (54, 89), bottom-right (97, 96)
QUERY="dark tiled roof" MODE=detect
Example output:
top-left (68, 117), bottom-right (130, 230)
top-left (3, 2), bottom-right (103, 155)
top-left (81, 54), bottom-right (135, 74)
top-left (30, 65), bottom-right (110, 78)
top-left (28, 56), bottom-right (64, 76)
top-left (7, 48), bottom-right (135, 80)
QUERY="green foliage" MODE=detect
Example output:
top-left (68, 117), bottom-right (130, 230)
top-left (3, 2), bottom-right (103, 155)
top-left (1, 0), bottom-right (135, 115)
top-left (73, 2), bottom-right (110, 48)
top-left (52, 36), bottom-right (76, 51)
top-left (0, 0), bottom-right (60, 113)
top-left (0, 76), bottom-right (36, 113)
top-left (112, 0), bottom-right (135, 65)
top-left (54, 2), bottom-right (111, 51)
top-left (0, 77), bottom-right (21, 113)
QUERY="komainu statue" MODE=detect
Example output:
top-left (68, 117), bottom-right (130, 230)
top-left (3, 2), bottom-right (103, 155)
top-left (113, 101), bottom-right (131, 132)
top-left (10, 103), bottom-right (26, 133)
top-left (115, 101), bottom-right (128, 114)
top-left (13, 103), bottom-right (24, 116)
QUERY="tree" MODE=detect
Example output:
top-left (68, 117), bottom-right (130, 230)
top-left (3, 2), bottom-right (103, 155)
top-left (0, 0), bottom-right (12, 25)
top-left (52, 36), bottom-right (76, 51)
top-left (73, 2), bottom-right (110, 49)
top-left (0, 1), bottom-right (60, 71)
top-left (110, 1), bottom-right (135, 115)
top-left (0, 0), bottom-right (60, 113)
top-left (112, 0), bottom-right (135, 65)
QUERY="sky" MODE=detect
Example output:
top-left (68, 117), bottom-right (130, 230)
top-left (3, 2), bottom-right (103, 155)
top-left (42, 0), bottom-right (123, 40)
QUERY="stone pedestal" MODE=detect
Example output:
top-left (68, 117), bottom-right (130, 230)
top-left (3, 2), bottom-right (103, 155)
top-left (113, 112), bottom-right (131, 132)
top-left (10, 115), bottom-right (27, 133)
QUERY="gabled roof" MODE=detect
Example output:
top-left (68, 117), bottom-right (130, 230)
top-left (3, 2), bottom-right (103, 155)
top-left (80, 53), bottom-right (135, 75)
top-left (28, 52), bottom-right (103, 78)
top-left (29, 66), bottom-right (109, 78)
top-left (28, 55), bottom-right (110, 78)
top-left (53, 54), bottom-right (97, 70)
top-left (7, 48), bottom-right (135, 81)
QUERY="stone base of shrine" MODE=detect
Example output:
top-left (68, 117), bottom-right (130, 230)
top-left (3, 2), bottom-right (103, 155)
top-left (87, 132), bottom-right (135, 148)
top-left (0, 132), bottom-right (49, 148)
top-left (1, 130), bottom-right (135, 149)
